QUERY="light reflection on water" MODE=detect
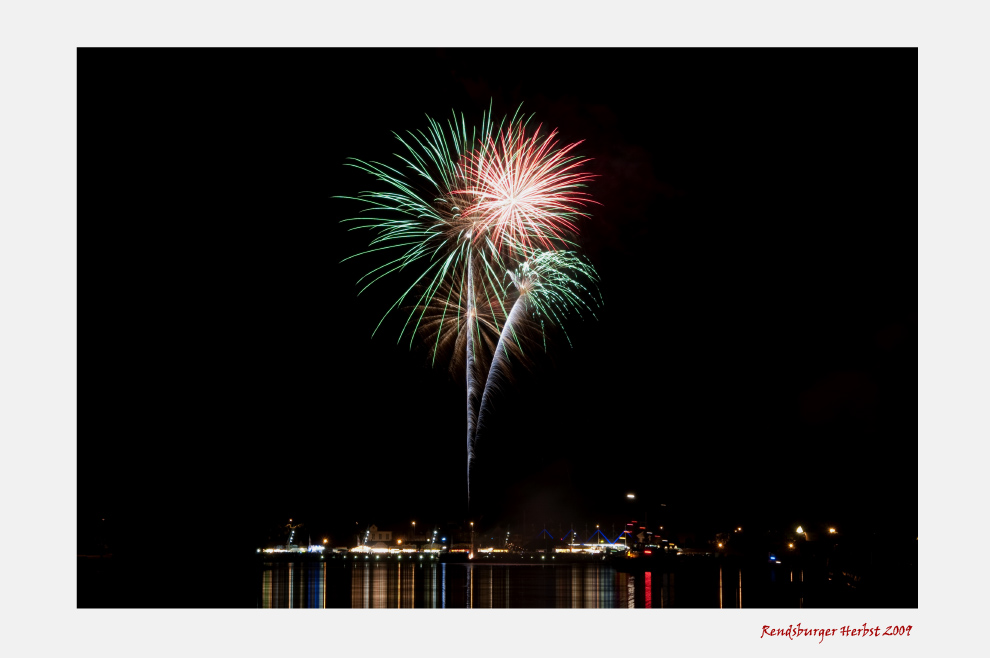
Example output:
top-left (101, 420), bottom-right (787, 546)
top-left (259, 562), bottom-right (749, 609)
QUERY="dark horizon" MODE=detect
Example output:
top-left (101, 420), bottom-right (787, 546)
top-left (79, 48), bottom-right (916, 605)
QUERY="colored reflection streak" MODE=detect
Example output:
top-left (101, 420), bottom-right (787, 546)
top-left (307, 562), bottom-right (323, 608)
top-left (260, 562), bottom-right (322, 608)
top-left (661, 572), bottom-right (673, 608)
top-left (259, 561), bottom-right (763, 608)
top-left (614, 572), bottom-right (635, 608)
top-left (262, 569), bottom-right (272, 609)
top-left (350, 563), bottom-right (369, 608)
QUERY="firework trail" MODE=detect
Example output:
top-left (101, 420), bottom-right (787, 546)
top-left (341, 105), bottom-right (600, 505)
top-left (474, 250), bottom-right (601, 446)
top-left (415, 256), bottom-right (540, 500)
top-left (340, 108), bottom-right (502, 501)
top-left (413, 264), bottom-right (504, 376)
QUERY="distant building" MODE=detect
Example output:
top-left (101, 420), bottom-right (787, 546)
top-left (367, 525), bottom-right (391, 543)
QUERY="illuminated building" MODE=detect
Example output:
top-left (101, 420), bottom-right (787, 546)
top-left (366, 525), bottom-right (392, 543)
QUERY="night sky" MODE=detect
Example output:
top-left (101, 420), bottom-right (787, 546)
top-left (80, 48), bottom-right (916, 604)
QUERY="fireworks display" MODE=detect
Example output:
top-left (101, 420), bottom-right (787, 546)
top-left (341, 105), bottom-right (601, 503)
top-left (475, 249), bottom-right (601, 444)
top-left (457, 122), bottom-right (598, 254)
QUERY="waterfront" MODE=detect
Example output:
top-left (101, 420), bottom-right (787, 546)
top-left (257, 557), bottom-right (914, 608)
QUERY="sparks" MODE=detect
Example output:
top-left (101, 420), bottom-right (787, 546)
top-left (457, 121), bottom-right (598, 255)
top-left (340, 104), bottom-right (602, 505)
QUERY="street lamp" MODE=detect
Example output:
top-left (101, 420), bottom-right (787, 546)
top-left (626, 493), bottom-right (636, 499)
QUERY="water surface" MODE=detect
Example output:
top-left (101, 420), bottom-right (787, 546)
top-left (260, 560), bottom-right (767, 608)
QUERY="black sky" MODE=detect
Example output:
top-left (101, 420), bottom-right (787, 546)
top-left (80, 49), bottom-right (916, 596)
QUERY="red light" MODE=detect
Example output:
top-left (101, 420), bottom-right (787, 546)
top-left (639, 527), bottom-right (646, 530)
top-left (644, 550), bottom-right (652, 554)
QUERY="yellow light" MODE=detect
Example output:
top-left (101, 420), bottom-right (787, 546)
top-left (323, 538), bottom-right (328, 543)
top-left (788, 543), bottom-right (794, 548)
top-left (717, 543), bottom-right (723, 548)
top-left (397, 539), bottom-right (402, 545)
top-left (829, 528), bottom-right (836, 534)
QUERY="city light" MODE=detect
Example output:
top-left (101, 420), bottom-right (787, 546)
top-left (829, 528), bottom-right (836, 534)
top-left (796, 526), bottom-right (804, 534)
top-left (626, 494), bottom-right (635, 499)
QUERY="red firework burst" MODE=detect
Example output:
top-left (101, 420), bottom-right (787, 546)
top-left (457, 122), bottom-right (597, 253)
